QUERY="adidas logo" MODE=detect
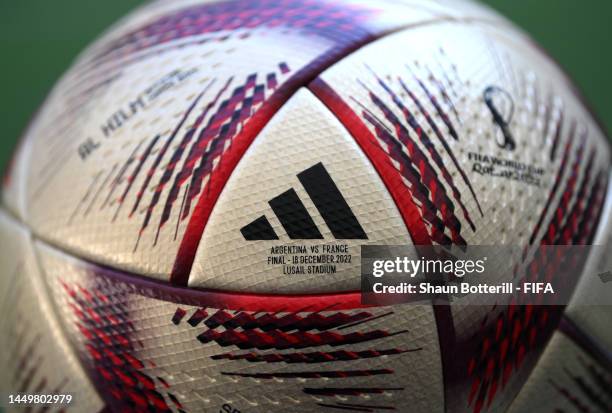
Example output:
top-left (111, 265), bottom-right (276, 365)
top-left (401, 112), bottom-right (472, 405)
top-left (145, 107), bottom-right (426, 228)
top-left (241, 163), bottom-right (368, 240)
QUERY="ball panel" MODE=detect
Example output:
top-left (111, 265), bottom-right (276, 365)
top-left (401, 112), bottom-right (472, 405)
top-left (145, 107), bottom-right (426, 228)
top-left (26, 41), bottom-right (301, 283)
top-left (314, 21), bottom-right (610, 249)
top-left (14, 0), bottom-right (441, 286)
top-left (0, 210), bottom-right (103, 413)
top-left (507, 327), bottom-right (612, 413)
top-left (565, 172), bottom-right (612, 351)
top-left (35, 239), bottom-right (445, 413)
top-left (1, 130), bottom-right (31, 221)
top-left (189, 88), bottom-right (411, 293)
top-left (312, 19), bottom-right (610, 413)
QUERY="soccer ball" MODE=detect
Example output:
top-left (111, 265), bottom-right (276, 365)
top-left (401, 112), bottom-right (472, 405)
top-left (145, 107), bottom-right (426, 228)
top-left (1, 0), bottom-right (610, 412)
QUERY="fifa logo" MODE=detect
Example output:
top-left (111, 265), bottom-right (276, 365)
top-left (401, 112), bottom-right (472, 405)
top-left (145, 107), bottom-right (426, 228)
top-left (484, 85), bottom-right (516, 151)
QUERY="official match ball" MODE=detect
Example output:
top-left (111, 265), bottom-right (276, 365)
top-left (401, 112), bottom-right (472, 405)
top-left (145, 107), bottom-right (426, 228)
top-left (1, 0), bottom-right (610, 412)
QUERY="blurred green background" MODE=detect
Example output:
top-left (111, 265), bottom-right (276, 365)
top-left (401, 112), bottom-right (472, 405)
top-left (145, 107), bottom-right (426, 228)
top-left (0, 0), bottom-right (611, 172)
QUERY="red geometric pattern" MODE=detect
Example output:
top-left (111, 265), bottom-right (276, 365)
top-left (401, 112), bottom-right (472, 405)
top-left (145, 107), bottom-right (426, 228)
top-left (90, 0), bottom-right (378, 66)
top-left (303, 387), bottom-right (404, 397)
top-left (202, 308), bottom-right (374, 331)
top-left (398, 75), bottom-right (482, 217)
top-left (172, 306), bottom-right (412, 411)
top-left (173, 306), bottom-right (407, 351)
top-left (94, 66), bottom-right (292, 256)
top-left (464, 137), bottom-right (608, 413)
top-left (309, 78), bottom-right (431, 246)
top-left (60, 280), bottom-right (185, 413)
top-left (221, 368), bottom-right (393, 379)
top-left (211, 347), bottom-right (421, 364)
top-left (527, 130), bottom-right (575, 247)
top-left (196, 327), bottom-right (404, 350)
top-left (62, 0), bottom-right (401, 286)
top-left (309, 73), bottom-right (479, 248)
top-left (359, 73), bottom-right (473, 246)
top-left (164, 0), bottom-right (393, 285)
top-left (317, 402), bottom-right (397, 411)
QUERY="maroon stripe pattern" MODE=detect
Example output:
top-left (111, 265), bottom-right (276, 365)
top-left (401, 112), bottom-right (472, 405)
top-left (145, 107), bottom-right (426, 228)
top-left (309, 77), bottom-right (433, 246)
top-left (196, 327), bottom-right (406, 350)
top-left (462, 130), bottom-right (608, 413)
top-left (304, 387), bottom-right (404, 397)
top-left (202, 308), bottom-right (374, 331)
top-left (211, 348), bottom-right (421, 364)
top-left (221, 369), bottom-right (393, 379)
top-left (88, 0), bottom-right (377, 67)
top-left (172, 305), bottom-right (414, 411)
top-left (318, 402), bottom-right (396, 412)
top-left (354, 70), bottom-right (480, 247)
top-left (113, 134), bottom-right (161, 221)
top-left (60, 280), bottom-right (184, 413)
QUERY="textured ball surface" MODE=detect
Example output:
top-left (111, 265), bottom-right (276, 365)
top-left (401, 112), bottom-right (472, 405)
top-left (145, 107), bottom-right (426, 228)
top-left (1, 0), bottom-right (610, 412)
